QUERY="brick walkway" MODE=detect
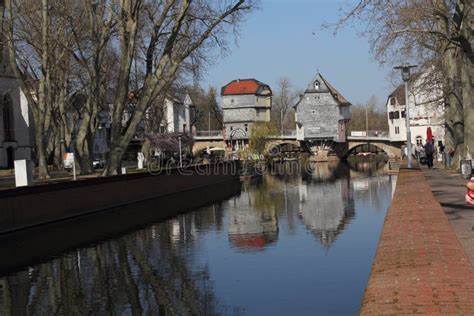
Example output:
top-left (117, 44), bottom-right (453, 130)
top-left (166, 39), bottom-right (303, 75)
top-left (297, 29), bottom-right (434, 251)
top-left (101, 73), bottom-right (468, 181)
top-left (360, 168), bottom-right (474, 315)
top-left (422, 167), bottom-right (474, 265)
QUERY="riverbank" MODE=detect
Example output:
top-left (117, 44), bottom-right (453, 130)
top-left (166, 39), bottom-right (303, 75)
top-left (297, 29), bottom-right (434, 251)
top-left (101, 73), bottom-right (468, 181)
top-left (0, 162), bottom-right (239, 235)
top-left (360, 167), bottom-right (474, 315)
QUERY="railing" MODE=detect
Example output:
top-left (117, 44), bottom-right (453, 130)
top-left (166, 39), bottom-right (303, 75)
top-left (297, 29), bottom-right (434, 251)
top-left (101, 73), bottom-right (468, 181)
top-left (195, 130), bottom-right (223, 137)
top-left (282, 129), bottom-right (296, 136)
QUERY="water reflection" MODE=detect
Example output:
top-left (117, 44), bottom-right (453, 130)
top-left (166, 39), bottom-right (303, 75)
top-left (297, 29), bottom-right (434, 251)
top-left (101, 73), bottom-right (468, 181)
top-left (0, 160), bottom-right (396, 315)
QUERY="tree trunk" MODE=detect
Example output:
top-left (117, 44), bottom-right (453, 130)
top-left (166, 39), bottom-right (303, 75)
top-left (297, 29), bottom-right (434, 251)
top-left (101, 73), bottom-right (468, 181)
top-left (460, 0), bottom-right (474, 159)
top-left (75, 110), bottom-right (93, 175)
top-left (435, 0), bottom-right (465, 168)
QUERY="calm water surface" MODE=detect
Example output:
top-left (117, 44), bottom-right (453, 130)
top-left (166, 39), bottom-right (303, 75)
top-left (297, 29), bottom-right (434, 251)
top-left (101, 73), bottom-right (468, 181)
top-left (0, 161), bottom-right (396, 315)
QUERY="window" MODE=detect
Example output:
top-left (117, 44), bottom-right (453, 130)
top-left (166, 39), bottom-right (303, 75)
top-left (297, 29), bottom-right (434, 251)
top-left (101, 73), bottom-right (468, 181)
top-left (314, 81), bottom-right (320, 90)
top-left (416, 136), bottom-right (423, 145)
top-left (395, 126), bottom-right (400, 134)
top-left (389, 111), bottom-right (400, 120)
top-left (230, 126), bottom-right (233, 131)
top-left (390, 97), bottom-right (396, 105)
top-left (244, 124), bottom-right (248, 132)
top-left (2, 94), bottom-right (14, 141)
top-left (401, 110), bottom-right (406, 118)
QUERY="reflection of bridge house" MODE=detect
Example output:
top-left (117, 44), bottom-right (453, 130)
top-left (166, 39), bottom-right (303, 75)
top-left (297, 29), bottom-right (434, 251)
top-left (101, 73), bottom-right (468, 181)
top-left (298, 174), bottom-right (354, 247)
top-left (222, 79), bottom-right (272, 149)
top-left (227, 185), bottom-right (278, 252)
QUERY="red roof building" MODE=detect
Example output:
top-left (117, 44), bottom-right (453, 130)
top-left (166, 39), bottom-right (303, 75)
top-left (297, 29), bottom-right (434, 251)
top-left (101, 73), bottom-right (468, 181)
top-left (221, 78), bottom-right (273, 141)
top-left (221, 79), bottom-right (272, 96)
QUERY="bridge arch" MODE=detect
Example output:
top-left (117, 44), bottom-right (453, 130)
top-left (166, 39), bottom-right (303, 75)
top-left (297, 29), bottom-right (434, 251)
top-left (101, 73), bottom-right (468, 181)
top-left (344, 141), bottom-right (401, 159)
top-left (266, 140), bottom-right (301, 156)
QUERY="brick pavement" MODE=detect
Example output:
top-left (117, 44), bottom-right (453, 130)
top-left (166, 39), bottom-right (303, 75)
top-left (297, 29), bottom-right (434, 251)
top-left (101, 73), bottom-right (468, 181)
top-left (360, 168), bottom-right (474, 315)
top-left (422, 167), bottom-right (474, 265)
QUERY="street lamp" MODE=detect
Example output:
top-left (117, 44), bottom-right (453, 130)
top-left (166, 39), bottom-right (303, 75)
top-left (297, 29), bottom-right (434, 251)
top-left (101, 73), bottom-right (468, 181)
top-left (394, 63), bottom-right (417, 168)
top-left (178, 135), bottom-right (182, 167)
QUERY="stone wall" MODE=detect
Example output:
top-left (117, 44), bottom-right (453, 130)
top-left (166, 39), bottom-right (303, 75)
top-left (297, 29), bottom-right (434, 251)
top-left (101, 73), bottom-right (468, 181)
top-left (0, 163), bottom-right (240, 234)
top-left (0, 177), bottom-right (241, 274)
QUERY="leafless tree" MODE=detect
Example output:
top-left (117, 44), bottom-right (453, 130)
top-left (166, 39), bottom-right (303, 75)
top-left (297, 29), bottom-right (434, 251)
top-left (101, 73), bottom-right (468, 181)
top-left (102, 0), bottom-right (257, 175)
top-left (328, 0), bottom-right (473, 164)
top-left (271, 77), bottom-right (298, 133)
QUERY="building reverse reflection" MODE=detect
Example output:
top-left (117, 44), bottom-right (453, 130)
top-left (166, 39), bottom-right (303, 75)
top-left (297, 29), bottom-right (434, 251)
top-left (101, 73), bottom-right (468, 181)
top-left (0, 160), bottom-right (395, 315)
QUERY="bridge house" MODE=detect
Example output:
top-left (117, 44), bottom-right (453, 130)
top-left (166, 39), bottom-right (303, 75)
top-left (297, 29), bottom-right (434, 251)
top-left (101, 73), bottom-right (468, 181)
top-left (294, 72), bottom-right (351, 155)
top-left (221, 79), bottom-right (272, 147)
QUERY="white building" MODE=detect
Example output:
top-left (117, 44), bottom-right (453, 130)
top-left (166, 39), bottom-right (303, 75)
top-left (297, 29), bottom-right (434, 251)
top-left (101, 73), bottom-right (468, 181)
top-left (162, 94), bottom-right (192, 134)
top-left (386, 71), bottom-right (445, 148)
top-left (0, 63), bottom-right (32, 168)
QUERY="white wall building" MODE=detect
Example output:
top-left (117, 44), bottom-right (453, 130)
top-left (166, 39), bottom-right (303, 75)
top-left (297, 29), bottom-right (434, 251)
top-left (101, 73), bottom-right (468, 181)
top-left (0, 64), bottom-right (32, 168)
top-left (163, 94), bottom-right (192, 134)
top-left (386, 71), bottom-right (445, 148)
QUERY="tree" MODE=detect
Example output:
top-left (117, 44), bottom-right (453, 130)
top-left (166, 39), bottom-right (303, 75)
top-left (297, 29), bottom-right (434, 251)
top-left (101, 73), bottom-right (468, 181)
top-left (2, 0), bottom-right (256, 177)
top-left (103, 0), bottom-right (257, 175)
top-left (329, 0), bottom-right (473, 165)
top-left (4, 0), bottom-right (57, 179)
top-left (249, 122), bottom-right (277, 156)
top-left (347, 96), bottom-right (388, 133)
top-left (189, 86), bottom-right (223, 132)
top-left (271, 77), bottom-right (298, 132)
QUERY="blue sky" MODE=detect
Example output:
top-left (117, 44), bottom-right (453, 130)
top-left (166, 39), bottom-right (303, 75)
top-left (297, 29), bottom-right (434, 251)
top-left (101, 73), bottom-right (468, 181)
top-left (202, 0), bottom-right (397, 107)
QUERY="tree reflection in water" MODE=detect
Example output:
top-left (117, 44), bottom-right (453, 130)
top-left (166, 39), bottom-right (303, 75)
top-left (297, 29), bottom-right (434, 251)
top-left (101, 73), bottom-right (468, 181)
top-left (0, 216), bottom-right (240, 315)
top-left (0, 159), bottom-right (394, 315)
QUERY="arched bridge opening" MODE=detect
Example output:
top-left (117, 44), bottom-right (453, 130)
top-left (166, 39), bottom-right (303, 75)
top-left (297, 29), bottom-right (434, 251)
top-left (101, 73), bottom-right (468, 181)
top-left (343, 141), bottom-right (401, 159)
top-left (266, 141), bottom-right (301, 157)
top-left (346, 143), bottom-right (388, 157)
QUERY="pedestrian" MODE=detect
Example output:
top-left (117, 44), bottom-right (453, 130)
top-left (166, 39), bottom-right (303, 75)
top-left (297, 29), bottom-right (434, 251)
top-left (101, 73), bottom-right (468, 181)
top-left (466, 177), bottom-right (474, 206)
top-left (424, 139), bottom-right (434, 168)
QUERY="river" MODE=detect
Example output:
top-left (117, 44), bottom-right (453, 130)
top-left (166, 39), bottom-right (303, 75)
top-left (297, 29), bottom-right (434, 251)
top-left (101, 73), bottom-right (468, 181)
top-left (0, 160), bottom-right (396, 315)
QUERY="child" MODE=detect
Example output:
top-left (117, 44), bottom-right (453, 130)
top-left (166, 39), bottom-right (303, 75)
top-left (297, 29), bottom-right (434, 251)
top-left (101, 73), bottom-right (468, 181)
top-left (466, 177), bottom-right (474, 205)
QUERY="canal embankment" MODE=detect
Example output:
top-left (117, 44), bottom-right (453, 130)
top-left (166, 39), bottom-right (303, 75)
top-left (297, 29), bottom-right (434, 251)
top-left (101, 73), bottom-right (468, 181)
top-left (360, 167), bottom-right (474, 315)
top-left (0, 162), bottom-right (240, 235)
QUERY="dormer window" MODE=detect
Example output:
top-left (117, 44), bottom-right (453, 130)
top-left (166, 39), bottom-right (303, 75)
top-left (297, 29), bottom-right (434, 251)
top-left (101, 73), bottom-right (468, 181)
top-left (314, 81), bottom-right (320, 90)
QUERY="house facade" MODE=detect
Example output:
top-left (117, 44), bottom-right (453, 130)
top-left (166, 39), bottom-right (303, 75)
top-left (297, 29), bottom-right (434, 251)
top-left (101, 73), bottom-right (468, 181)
top-left (163, 94), bottom-right (192, 134)
top-left (221, 79), bottom-right (272, 140)
top-left (294, 72), bottom-right (351, 142)
top-left (0, 63), bottom-right (32, 168)
top-left (386, 71), bottom-right (445, 149)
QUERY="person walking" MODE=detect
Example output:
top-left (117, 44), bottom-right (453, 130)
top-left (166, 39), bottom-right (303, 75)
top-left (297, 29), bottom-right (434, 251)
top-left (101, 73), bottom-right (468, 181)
top-left (424, 139), bottom-right (434, 168)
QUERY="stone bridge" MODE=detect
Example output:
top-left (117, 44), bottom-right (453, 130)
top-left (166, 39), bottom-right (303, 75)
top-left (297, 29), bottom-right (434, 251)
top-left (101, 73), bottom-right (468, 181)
top-left (192, 131), bottom-right (402, 159)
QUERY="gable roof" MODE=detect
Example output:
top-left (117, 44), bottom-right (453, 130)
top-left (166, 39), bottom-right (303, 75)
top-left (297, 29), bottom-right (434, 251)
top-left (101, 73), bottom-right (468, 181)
top-left (319, 74), bottom-right (351, 106)
top-left (221, 79), bottom-right (272, 96)
top-left (388, 84), bottom-right (406, 106)
top-left (295, 72), bottom-right (351, 108)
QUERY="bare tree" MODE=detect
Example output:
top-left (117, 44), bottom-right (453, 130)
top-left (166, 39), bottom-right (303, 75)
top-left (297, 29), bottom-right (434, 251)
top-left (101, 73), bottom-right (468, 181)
top-left (328, 0), bottom-right (473, 164)
top-left (103, 0), bottom-right (257, 175)
top-left (271, 77), bottom-right (298, 133)
top-left (4, 0), bottom-right (55, 178)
